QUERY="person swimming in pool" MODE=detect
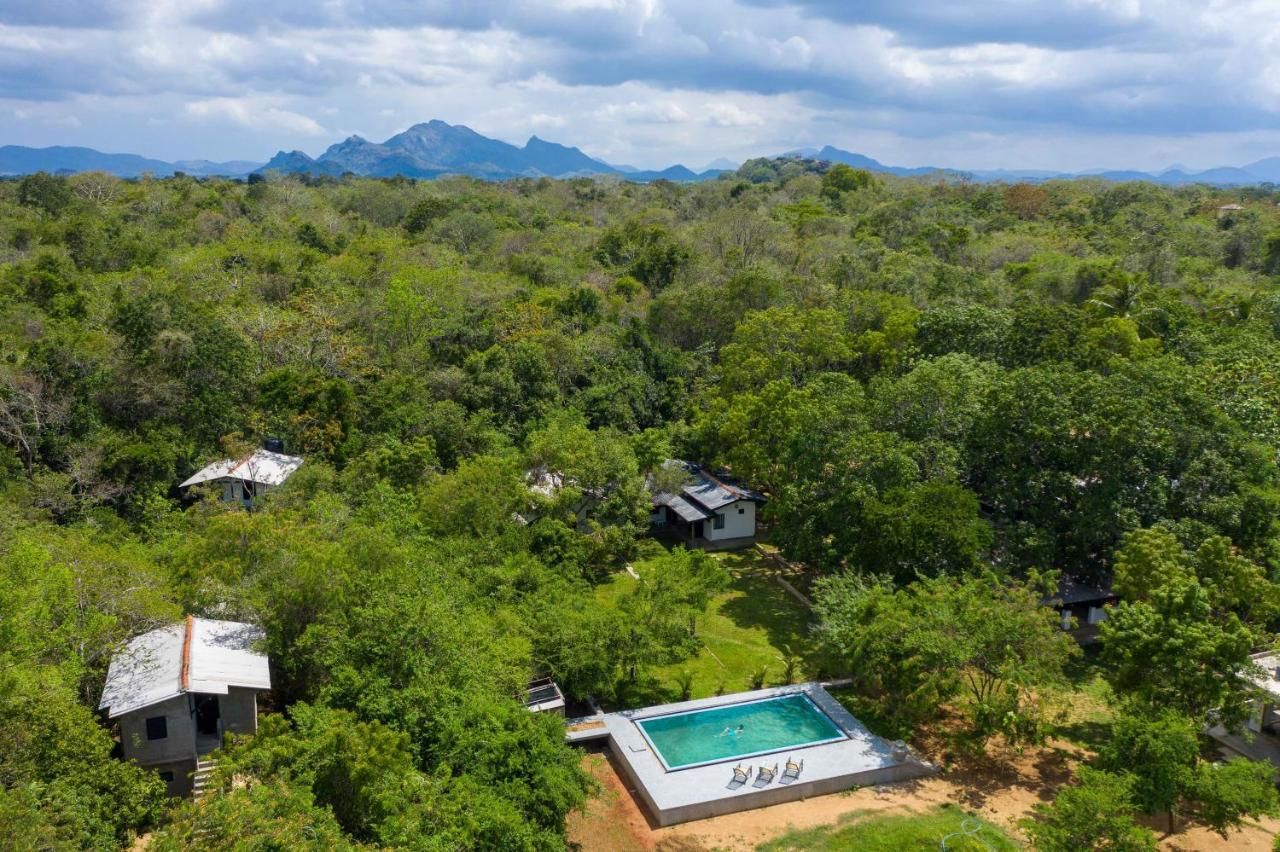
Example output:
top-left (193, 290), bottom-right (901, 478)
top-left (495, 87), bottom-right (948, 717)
top-left (718, 725), bottom-right (746, 737)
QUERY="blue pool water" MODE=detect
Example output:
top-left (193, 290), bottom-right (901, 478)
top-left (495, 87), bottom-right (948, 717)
top-left (636, 693), bottom-right (846, 770)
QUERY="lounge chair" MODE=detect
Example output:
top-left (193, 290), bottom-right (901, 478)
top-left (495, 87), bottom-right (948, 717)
top-left (782, 757), bottom-right (803, 780)
top-left (757, 763), bottom-right (778, 783)
top-left (732, 764), bottom-right (751, 784)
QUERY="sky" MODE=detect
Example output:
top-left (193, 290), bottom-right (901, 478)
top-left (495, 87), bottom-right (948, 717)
top-left (2, 0), bottom-right (1279, 172)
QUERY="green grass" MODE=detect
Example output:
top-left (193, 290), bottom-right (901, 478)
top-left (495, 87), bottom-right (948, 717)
top-left (757, 804), bottom-right (1021, 851)
top-left (596, 548), bottom-right (821, 708)
top-left (1045, 645), bottom-right (1116, 751)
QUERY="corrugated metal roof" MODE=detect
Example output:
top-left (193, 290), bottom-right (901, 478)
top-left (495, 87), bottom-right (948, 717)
top-left (651, 460), bottom-right (765, 517)
top-left (99, 618), bottom-right (270, 718)
top-left (180, 449), bottom-right (303, 489)
top-left (657, 493), bottom-right (714, 522)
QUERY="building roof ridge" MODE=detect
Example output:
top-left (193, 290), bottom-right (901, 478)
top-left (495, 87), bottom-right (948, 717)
top-left (180, 614), bottom-right (193, 692)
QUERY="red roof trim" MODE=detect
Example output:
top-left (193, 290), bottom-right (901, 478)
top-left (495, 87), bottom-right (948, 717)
top-left (180, 614), bottom-right (193, 691)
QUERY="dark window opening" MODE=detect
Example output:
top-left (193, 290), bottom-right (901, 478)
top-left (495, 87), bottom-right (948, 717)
top-left (158, 771), bottom-right (174, 783)
top-left (195, 695), bottom-right (221, 735)
top-left (713, 513), bottom-right (725, 530)
top-left (738, 506), bottom-right (745, 514)
top-left (145, 716), bottom-right (167, 740)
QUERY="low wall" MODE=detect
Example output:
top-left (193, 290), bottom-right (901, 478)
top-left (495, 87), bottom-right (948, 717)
top-left (654, 760), bottom-right (931, 826)
top-left (600, 684), bottom-right (938, 827)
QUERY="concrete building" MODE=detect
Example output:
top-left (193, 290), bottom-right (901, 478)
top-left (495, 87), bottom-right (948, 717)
top-left (179, 440), bottom-right (302, 509)
top-left (650, 461), bottom-right (765, 549)
top-left (1208, 651), bottom-right (1280, 768)
top-left (99, 616), bottom-right (271, 797)
top-left (1042, 579), bottom-right (1116, 645)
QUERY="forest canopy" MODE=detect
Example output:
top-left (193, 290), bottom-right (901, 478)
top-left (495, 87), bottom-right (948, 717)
top-left (2, 165), bottom-right (1280, 849)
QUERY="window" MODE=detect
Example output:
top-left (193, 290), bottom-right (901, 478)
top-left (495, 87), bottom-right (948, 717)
top-left (712, 513), bottom-right (725, 530)
top-left (158, 771), bottom-right (174, 783)
top-left (145, 715), bottom-right (168, 740)
top-left (737, 506), bottom-right (745, 514)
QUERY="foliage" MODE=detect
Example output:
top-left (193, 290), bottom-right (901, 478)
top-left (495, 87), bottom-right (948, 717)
top-left (1100, 577), bottom-right (1257, 727)
top-left (759, 803), bottom-right (1018, 852)
top-left (1022, 767), bottom-right (1159, 852)
top-left (150, 779), bottom-right (358, 851)
top-left (2, 167), bottom-right (1280, 847)
top-left (814, 572), bottom-right (1076, 742)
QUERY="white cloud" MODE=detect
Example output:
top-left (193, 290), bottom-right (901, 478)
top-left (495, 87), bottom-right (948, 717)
top-left (705, 102), bottom-right (764, 127)
top-left (184, 97), bottom-right (326, 135)
top-left (0, 0), bottom-right (1277, 171)
top-left (597, 100), bottom-right (690, 123)
top-left (529, 112), bottom-right (566, 127)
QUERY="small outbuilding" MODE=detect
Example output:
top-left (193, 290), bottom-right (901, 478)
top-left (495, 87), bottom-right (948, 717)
top-left (180, 440), bottom-right (302, 508)
top-left (99, 616), bottom-right (271, 797)
top-left (650, 461), bottom-right (765, 549)
top-left (1042, 579), bottom-right (1116, 644)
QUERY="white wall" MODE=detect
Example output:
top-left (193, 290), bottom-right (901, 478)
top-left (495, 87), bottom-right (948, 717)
top-left (703, 500), bottom-right (756, 541)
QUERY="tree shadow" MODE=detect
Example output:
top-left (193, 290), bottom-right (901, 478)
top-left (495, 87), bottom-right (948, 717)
top-left (716, 558), bottom-right (824, 675)
top-left (1055, 718), bottom-right (1113, 752)
top-left (611, 673), bottom-right (676, 710)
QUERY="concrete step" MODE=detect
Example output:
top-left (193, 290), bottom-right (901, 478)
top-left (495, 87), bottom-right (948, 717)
top-left (192, 758), bottom-right (218, 800)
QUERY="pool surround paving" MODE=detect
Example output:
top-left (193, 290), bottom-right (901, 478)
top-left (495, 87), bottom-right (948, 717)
top-left (593, 683), bottom-right (938, 826)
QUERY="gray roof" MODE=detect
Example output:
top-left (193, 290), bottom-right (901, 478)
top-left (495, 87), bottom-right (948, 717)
top-left (657, 493), bottom-right (715, 522)
top-left (99, 617), bottom-right (270, 718)
top-left (652, 460), bottom-right (765, 518)
top-left (180, 449), bottom-right (303, 489)
top-left (1043, 579), bottom-right (1116, 608)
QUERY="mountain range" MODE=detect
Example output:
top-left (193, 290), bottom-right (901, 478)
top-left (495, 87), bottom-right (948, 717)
top-left (3, 121), bottom-right (1279, 186)
top-left (254, 120), bottom-right (721, 182)
top-left (789, 145), bottom-right (1280, 186)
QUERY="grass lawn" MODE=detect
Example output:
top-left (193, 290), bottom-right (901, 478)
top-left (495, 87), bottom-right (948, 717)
top-left (756, 804), bottom-right (1021, 851)
top-left (1044, 645), bottom-right (1115, 751)
top-left (596, 547), bottom-right (822, 709)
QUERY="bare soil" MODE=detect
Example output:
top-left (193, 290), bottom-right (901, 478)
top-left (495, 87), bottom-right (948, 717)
top-left (567, 742), bottom-right (1280, 852)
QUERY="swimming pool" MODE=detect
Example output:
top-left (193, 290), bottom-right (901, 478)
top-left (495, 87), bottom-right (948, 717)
top-left (635, 692), bottom-right (847, 770)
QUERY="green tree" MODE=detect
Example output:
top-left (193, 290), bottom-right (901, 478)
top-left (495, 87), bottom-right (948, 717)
top-left (151, 779), bottom-right (357, 851)
top-left (618, 548), bottom-right (729, 681)
top-left (17, 172), bottom-right (72, 217)
top-left (1022, 767), bottom-right (1158, 852)
top-left (1101, 578), bottom-right (1257, 727)
top-left (718, 307), bottom-right (852, 393)
top-left (814, 573), bottom-right (1075, 742)
top-left (1097, 710), bottom-right (1199, 831)
top-left (1189, 759), bottom-right (1279, 837)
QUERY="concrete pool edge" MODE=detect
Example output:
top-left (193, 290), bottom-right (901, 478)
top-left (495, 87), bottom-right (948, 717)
top-left (592, 683), bottom-right (939, 827)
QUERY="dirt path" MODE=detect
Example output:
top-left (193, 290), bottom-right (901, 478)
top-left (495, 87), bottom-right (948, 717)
top-left (567, 745), bottom-right (1280, 851)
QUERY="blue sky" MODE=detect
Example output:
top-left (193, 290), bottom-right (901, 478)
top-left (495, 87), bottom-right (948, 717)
top-left (2, 0), bottom-right (1278, 171)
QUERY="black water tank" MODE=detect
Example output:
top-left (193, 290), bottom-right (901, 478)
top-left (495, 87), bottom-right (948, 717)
top-left (263, 437), bottom-right (285, 453)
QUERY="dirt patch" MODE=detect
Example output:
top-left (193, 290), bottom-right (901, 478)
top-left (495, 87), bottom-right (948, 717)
top-left (566, 744), bottom-right (1280, 852)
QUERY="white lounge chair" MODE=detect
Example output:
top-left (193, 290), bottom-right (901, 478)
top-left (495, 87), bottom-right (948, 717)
top-left (757, 763), bottom-right (778, 783)
top-left (783, 756), bottom-right (803, 780)
top-left (732, 764), bottom-right (751, 784)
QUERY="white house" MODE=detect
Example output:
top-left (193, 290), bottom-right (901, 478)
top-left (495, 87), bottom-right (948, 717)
top-left (180, 442), bottom-right (302, 508)
top-left (99, 617), bottom-right (271, 797)
top-left (650, 461), bottom-right (765, 548)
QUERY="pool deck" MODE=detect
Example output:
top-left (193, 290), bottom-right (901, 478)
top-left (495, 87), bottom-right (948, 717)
top-left (592, 683), bottom-right (937, 826)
